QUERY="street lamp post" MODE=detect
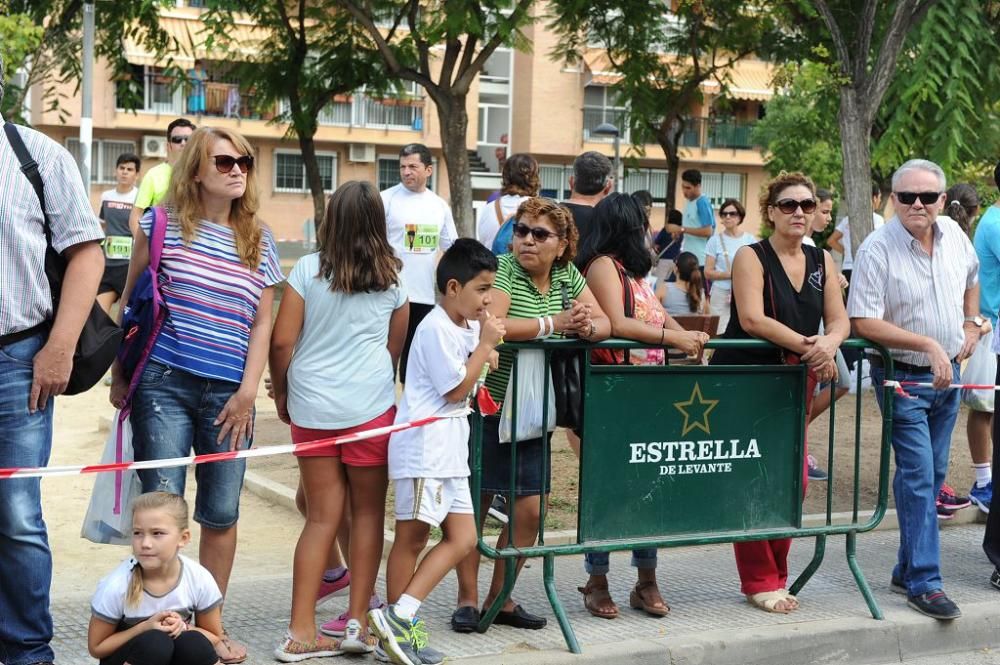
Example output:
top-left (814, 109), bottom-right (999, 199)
top-left (592, 122), bottom-right (623, 192)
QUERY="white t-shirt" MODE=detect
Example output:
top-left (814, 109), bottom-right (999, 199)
top-left (704, 232), bottom-right (756, 290)
top-left (477, 194), bottom-right (528, 250)
top-left (381, 184), bottom-right (458, 305)
top-left (836, 213), bottom-right (885, 270)
top-left (802, 236), bottom-right (816, 247)
top-left (91, 554), bottom-right (222, 628)
top-left (389, 306), bottom-right (479, 480)
top-left (286, 253), bottom-right (407, 429)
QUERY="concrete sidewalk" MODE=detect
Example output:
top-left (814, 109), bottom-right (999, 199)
top-left (51, 521), bottom-right (1000, 665)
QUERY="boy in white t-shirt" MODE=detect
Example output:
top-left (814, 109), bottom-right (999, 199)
top-left (369, 239), bottom-right (504, 665)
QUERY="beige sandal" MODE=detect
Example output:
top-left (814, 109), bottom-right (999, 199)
top-left (778, 588), bottom-right (799, 609)
top-left (746, 590), bottom-right (794, 614)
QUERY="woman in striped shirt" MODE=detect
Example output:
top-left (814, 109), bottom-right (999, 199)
top-left (452, 198), bottom-right (610, 632)
top-left (111, 127), bottom-right (282, 661)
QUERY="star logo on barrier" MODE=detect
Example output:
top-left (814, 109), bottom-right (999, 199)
top-left (674, 383), bottom-right (718, 437)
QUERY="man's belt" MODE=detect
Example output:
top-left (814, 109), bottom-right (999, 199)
top-left (0, 321), bottom-right (48, 347)
top-left (867, 354), bottom-right (957, 374)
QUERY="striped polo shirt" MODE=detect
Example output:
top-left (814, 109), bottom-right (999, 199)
top-left (0, 117), bottom-right (105, 336)
top-left (485, 253), bottom-right (586, 403)
top-left (848, 215), bottom-right (978, 366)
top-left (139, 208), bottom-right (283, 384)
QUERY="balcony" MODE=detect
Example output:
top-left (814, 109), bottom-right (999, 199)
top-left (286, 95), bottom-right (424, 131)
top-left (681, 118), bottom-right (758, 150)
top-left (582, 106), bottom-right (631, 143)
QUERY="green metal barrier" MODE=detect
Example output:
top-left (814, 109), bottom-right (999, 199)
top-left (470, 337), bottom-right (895, 653)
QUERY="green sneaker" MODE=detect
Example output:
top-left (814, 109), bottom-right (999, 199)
top-left (368, 607), bottom-right (420, 665)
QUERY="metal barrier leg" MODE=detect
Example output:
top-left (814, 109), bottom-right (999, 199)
top-left (789, 534), bottom-right (826, 595)
top-left (846, 531), bottom-right (883, 619)
top-left (544, 553), bottom-right (581, 654)
top-left (478, 557), bottom-right (517, 633)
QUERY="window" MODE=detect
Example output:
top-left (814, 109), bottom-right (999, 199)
top-left (622, 168), bottom-right (669, 203)
top-left (65, 138), bottom-right (137, 184)
top-left (582, 85), bottom-right (629, 142)
top-left (538, 164), bottom-right (573, 202)
top-left (273, 151), bottom-right (337, 193)
top-left (700, 172), bottom-right (746, 207)
top-left (377, 156), bottom-right (436, 193)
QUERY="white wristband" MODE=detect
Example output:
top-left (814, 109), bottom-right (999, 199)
top-left (546, 316), bottom-right (554, 337)
top-left (536, 317), bottom-right (546, 339)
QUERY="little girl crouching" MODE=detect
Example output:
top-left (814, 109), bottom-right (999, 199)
top-left (88, 492), bottom-right (226, 665)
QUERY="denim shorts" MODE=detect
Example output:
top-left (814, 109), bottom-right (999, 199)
top-left (129, 361), bottom-right (250, 529)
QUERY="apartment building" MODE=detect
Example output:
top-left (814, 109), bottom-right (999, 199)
top-left (27, 3), bottom-right (773, 243)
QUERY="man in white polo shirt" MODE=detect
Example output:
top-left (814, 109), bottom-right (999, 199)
top-left (849, 158), bottom-right (981, 621)
top-left (381, 143), bottom-right (458, 383)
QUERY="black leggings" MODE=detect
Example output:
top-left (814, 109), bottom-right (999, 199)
top-left (398, 302), bottom-right (435, 384)
top-left (100, 630), bottom-right (217, 665)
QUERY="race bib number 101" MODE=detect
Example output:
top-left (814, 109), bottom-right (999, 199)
top-left (403, 224), bottom-right (440, 254)
top-left (104, 235), bottom-right (133, 260)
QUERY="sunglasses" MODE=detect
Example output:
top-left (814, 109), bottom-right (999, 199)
top-left (169, 135), bottom-right (189, 145)
top-left (513, 222), bottom-right (561, 242)
top-left (720, 210), bottom-right (741, 218)
top-left (895, 191), bottom-right (941, 206)
top-left (212, 154), bottom-right (254, 174)
top-left (772, 198), bottom-right (817, 214)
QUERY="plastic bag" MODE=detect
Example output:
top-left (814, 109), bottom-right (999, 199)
top-left (961, 330), bottom-right (996, 412)
top-left (499, 349), bottom-right (556, 443)
top-left (81, 411), bottom-right (141, 545)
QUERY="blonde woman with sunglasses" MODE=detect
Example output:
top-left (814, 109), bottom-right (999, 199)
top-left (111, 127), bottom-right (283, 662)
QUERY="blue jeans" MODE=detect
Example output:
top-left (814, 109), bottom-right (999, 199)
top-left (584, 548), bottom-right (657, 575)
top-left (872, 363), bottom-right (960, 596)
top-left (130, 361), bottom-right (249, 529)
top-left (0, 331), bottom-right (54, 665)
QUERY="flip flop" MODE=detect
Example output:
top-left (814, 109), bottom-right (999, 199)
top-left (578, 582), bottom-right (619, 619)
top-left (629, 580), bottom-right (670, 617)
top-left (777, 588), bottom-right (799, 610)
top-left (746, 590), bottom-right (794, 614)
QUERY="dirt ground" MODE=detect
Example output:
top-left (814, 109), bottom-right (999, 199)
top-left (43, 376), bottom-right (981, 599)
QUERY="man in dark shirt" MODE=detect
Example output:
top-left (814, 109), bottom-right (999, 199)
top-left (96, 152), bottom-right (140, 313)
top-left (562, 151), bottom-right (612, 267)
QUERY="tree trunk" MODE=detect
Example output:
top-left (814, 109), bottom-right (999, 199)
top-left (838, 87), bottom-right (875, 257)
top-left (655, 130), bottom-right (680, 214)
top-left (434, 95), bottom-right (474, 238)
top-left (297, 130), bottom-right (326, 237)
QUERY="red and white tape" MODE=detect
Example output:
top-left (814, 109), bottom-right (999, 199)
top-left (882, 380), bottom-right (1000, 399)
top-left (0, 409), bottom-right (469, 480)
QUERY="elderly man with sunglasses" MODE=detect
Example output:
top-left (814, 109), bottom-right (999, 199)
top-left (848, 158), bottom-right (981, 621)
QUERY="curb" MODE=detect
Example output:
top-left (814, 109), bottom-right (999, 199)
top-left (454, 602), bottom-right (1000, 665)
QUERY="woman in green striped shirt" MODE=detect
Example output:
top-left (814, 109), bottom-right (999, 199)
top-left (452, 198), bottom-right (610, 632)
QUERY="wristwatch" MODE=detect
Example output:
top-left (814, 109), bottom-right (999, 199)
top-left (965, 315), bottom-right (986, 327)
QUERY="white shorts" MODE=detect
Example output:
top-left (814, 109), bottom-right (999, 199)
top-left (394, 477), bottom-right (474, 527)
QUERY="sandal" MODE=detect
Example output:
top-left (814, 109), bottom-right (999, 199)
top-left (629, 580), bottom-right (670, 617)
top-left (215, 633), bottom-right (248, 664)
top-left (746, 590), bottom-right (795, 614)
top-left (778, 588), bottom-right (799, 610)
top-left (578, 581), bottom-right (619, 619)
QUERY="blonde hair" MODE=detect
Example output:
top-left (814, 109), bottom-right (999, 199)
top-left (165, 126), bottom-right (263, 268)
top-left (127, 492), bottom-right (189, 609)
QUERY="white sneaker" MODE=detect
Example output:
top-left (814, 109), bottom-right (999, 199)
top-left (341, 618), bottom-right (375, 654)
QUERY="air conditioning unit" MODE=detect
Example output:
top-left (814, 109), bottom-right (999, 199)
top-left (142, 135), bottom-right (168, 159)
top-left (349, 143), bottom-right (376, 163)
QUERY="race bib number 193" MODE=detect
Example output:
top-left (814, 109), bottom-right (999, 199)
top-left (403, 224), bottom-right (440, 254)
top-left (104, 235), bottom-right (133, 260)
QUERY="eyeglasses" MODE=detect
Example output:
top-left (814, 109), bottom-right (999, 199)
top-left (720, 210), bottom-right (741, 218)
top-left (895, 191), bottom-right (941, 206)
top-left (212, 154), bottom-right (254, 174)
top-left (169, 135), bottom-right (189, 145)
top-left (772, 198), bottom-right (817, 214)
top-left (513, 222), bottom-right (560, 242)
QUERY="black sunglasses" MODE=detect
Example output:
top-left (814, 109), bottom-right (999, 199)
top-left (772, 198), bottom-right (817, 214)
top-left (720, 210), bottom-right (741, 218)
top-left (513, 222), bottom-right (560, 242)
top-left (212, 154), bottom-right (254, 174)
top-left (895, 191), bottom-right (941, 206)
top-left (169, 135), bottom-right (189, 145)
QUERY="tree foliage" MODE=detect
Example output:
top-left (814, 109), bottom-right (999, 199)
top-left (0, 12), bottom-right (44, 122)
top-left (549, 0), bottom-right (789, 211)
top-left (200, 0), bottom-right (386, 228)
top-left (342, 0), bottom-right (536, 237)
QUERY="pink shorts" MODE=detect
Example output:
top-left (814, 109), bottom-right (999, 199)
top-left (291, 406), bottom-right (395, 466)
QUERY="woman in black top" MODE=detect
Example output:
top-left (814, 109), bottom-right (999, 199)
top-left (710, 172), bottom-right (849, 614)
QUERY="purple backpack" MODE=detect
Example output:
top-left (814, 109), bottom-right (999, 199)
top-left (117, 206), bottom-right (169, 405)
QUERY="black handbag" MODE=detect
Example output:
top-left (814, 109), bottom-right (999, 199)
top-left (4, 123), bottom-right (123, 394)
top-left (550, 282), bottom-right (585, 430)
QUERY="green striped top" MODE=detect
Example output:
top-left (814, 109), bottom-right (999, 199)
top-left (485, 253), bottom-right (587, 402)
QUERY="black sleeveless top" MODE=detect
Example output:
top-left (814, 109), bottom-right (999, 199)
top-left (709, 239), bottom-right (825, 366)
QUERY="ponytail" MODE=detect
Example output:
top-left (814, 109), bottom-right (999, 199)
top-left (947, 199), bottom-right (970, 236)
top-left (675, 251), bottom-right (703, 313)
top-left (126, 560), bottom-right (144, 609)
top-left (945, 183), bottom-right (979, 238)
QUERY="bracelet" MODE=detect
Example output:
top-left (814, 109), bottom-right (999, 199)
top-left (588, 321), bottom-right (596, 338)
top-left (546, 316), bottom-right (554, 337)
top-left (536, 317), bottom-right (546, 339)
top-left (659, 328), bottom-right (665, 346)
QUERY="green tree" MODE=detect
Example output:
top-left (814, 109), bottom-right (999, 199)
top-left (342, 0), bottom-right (535, 237)
top-left (550, 0), bottom-right (788, 211)
top-left (200, 0), bottom-right (386, 229)
top-left (0, 12), bottom-right (44, 122)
